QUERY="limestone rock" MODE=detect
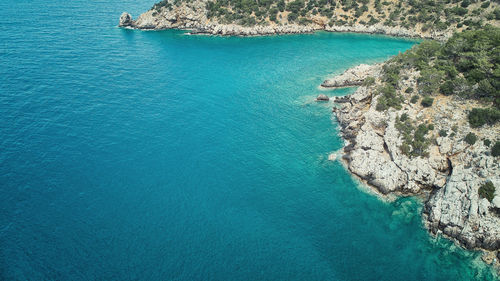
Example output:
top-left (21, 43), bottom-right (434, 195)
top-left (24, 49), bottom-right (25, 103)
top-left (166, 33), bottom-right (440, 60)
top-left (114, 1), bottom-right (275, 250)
top-left (321, 64), bottom-right (382, 88)
top-left (316, 94), bottom-right (329, 101)
top-left (332, 63), bottom-right (500, 252)
top-left (119, 12), bottom-right (134, 27)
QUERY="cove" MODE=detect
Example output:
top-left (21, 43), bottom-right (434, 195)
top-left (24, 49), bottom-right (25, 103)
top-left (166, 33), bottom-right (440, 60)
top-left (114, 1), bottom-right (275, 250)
top-left (0, 0), bottom-right (497, 280)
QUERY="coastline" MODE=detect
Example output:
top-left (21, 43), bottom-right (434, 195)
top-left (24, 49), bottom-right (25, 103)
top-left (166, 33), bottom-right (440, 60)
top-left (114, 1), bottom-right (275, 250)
top-left (118, 4), bottom-right (458, 41)
top-left (136, 24), bottom-right (437, 40)
top-left (325, 63), bottom-right (500, 271)
top-left (118, 6), bottom-right (500, 273)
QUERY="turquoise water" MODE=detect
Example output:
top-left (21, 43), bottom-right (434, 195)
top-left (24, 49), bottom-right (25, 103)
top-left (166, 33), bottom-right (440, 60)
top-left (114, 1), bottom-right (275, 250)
top-left (0, 0), bottom-right (497, 280)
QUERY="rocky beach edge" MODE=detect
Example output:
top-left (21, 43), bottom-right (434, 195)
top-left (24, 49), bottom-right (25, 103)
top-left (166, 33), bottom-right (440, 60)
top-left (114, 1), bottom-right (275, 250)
top-left (118, 10), bottom-right (449, 40)
top-left (323, 63), bottom-right (500, 270)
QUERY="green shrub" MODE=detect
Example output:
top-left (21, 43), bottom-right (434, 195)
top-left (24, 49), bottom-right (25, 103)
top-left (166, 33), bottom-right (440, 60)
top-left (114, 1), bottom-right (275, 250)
top-left (382, 63), bottom-right (401, 87)
top-left (439, 80), bottom-right (454, 95)
top-left (492, 141), bottom-right (500, 157)
top-left (405, 87), bottom-right (414, 93)
top-left (412, 124), bottom-right (431, 156)
top-left (363, 76), bottom-right (375, 86)
top-left (287, 12), bottom-right (298, 22)
top-left (483, 139), bottom-right (491, 147)
top-left (464, 132), bottom-right (477, 145)
top-left (410, 95), bottom-right (419, 104)
top-left (418, 68), bottom-right (444, 95)
top-left (376, 84), bottom-right (403, 111)
top-left (468, 108), bottom-right (500, 128)
top-left (286, 0), bottom-right (304, 13)
top-left (439, 129), bottom-right (448, 137)
top-left (277, 0), bottom-right (285, 12)
top-left (400, 143), bottom-right (411, 155)
top-left (421, 96), bottom-right (434, 107)
top-left (479, 181), bottom-right (495, 202)
top-left (400, 113), bottom-right (409, 122)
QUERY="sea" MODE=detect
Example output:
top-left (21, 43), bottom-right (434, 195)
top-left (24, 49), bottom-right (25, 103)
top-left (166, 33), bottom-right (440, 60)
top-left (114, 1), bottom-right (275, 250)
top-left (0, 0), bottom-right (497, 280)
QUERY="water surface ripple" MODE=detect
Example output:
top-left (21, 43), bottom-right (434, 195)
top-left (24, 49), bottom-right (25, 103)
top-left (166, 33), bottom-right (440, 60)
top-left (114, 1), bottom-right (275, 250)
top-left (0, 0), bottom-right (496, 280)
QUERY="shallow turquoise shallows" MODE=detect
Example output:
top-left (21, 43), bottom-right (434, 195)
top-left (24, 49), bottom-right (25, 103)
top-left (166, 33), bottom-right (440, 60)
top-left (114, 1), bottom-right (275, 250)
top-left (0, 0), bottom-right (497, 280)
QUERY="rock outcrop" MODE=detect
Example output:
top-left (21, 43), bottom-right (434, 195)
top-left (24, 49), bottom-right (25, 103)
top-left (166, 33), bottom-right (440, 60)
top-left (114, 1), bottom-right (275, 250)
top-left (316, 94), bottom-right (329, 101)
top-left (330, 63), bottom-right (500, 259)
top-left (321, 63), bottom-right (382, 88)
top-left (119, 9), bottom-right (318, 35)
top-left (117, 1), bottom-right (471, 39)
top-left (119, 12), bottom-right (134, 27)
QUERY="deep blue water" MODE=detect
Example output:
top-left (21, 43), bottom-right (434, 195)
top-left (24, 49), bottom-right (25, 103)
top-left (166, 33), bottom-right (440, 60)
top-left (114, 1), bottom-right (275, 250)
top-left (0, 0), bottom-right (497, 280)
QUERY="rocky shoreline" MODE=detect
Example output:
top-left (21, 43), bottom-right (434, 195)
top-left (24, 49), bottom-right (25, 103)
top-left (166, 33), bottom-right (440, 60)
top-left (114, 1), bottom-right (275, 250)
top-left (324, 64), bottom-right (500, 269)
top-left (118, 2), bottom-right (499, 271)
top-left (119, 9), bottom-right (450, 40)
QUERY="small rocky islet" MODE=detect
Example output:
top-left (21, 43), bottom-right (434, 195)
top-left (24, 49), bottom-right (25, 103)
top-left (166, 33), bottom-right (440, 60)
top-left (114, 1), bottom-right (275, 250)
top-left (120, 0), bottom-right (500, 270)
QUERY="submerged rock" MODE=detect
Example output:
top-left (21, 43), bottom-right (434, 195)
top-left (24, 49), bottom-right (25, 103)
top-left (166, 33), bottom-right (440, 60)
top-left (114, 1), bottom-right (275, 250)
top-left (316, 94), bottom-right (329, 101)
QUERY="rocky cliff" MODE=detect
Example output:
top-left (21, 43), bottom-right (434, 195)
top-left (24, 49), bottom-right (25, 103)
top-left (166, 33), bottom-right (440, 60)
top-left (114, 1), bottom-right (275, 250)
top-left (328, 63), bottom-right (500, 267)
top-left (119, 0), bottom-right (500, 39)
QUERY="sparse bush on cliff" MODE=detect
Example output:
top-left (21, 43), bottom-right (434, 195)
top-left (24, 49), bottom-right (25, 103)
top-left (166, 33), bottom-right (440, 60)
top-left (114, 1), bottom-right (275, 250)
top-left (287, 12), bottom-right (298, 22)
top-left (418, 68), bottom-right (444, 95)
top-left (420, 96), bottom-right (434, 107)
top-left (382, 63), bottom-right (401, 87)
top-left (468, 108), bottom-right (500, 128)
top-left (410, 95), bottom-right (419, 104)
top-left (439, 80), bottom-right (454, 96)
top-left (492, 141), bottom-right (500, 157)
top-left (479, 181), bottom-right (495, 202)
top-left (286, 0), bottom-right (305, 13)
top-left (395, 118), bottom-right (431, 157)
top-left (464, 132), bottom-right (477, 145)
top-left (363, 76), bottom-right (375, 86)
top-left (178, 0), bottom-right (499, 30)
top-left (483, 139), bottom-right (491, 147)
top-left (412, 124), bottom-right (431, 156)
top-left (399, 113), bottom-right (409, 122)
top-left (380, 27), bottom-right (500, 116)
top-left (376, 84), bottom-right (403, 111)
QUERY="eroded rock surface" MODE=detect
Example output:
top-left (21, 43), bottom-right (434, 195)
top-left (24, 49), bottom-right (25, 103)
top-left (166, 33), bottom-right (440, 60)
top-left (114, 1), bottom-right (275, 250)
top-left (331, 63), bottom-right (500, 254)
top-left (119, 12), bottom-right (134, 27)
top-left (322, 64), bottom-right (382, 88)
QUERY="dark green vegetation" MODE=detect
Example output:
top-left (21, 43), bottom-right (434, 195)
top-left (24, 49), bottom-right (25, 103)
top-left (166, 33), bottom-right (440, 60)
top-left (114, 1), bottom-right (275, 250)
top-left (367, 26), bottom-right (500, 158)
top-left (375, 27), bottom-right (499, 128)
top-left (468, 108), bottom-right (500, 128)
top-left (479, 181), bottom-right (496, 202)
top-left (483, 138), bottom-right (491, 146)
top-left (396, 115), bottom-right (434, 157)
top-left (464, 132), bottom-right (477, 145)
top-left (376, 84), bottom-right (403, 111)
top-left (420, 96), bottom-right (434, 107)
top-left (493, 141), bottom-right (500, 157)
top-left (151, 0), bottom-right (499, 29)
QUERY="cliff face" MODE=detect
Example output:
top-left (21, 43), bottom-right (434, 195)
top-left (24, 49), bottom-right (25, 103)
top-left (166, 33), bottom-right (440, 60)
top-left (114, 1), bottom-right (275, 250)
top-left (329, 64), bottom-right (500, 261)
top-left (119, 0), bottom-right (499, 39)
